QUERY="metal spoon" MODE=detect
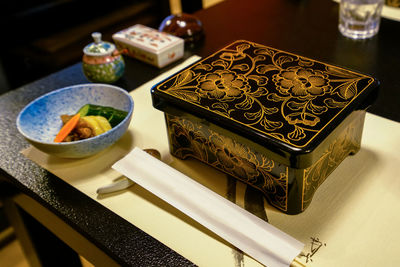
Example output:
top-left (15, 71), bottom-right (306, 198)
top-left (96, 149), bottom-right (161, 194)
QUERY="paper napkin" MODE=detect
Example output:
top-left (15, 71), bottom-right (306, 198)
top-left (112, 147), bottom-right (304, 267)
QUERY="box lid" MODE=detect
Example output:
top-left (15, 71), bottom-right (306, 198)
top-left (112, 24), bottom-right (183, 54)
top-left (151, 40), bottom-right (379, 168)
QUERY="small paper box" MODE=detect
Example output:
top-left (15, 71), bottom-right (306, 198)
top-left (151, 40), bottom-right (379, 214)
top-left (112, 24), bottom-right (184, 68)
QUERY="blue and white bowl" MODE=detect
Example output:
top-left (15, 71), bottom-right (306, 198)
top-left (17, 84), bottom-right (134, 158)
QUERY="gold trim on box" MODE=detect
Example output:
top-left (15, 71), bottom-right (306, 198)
top-left (301, 112), bottom-right (364, 210)
top-left (166, 110), bottom-right (365, 213)
top-left (386, 0), bottom-right (400, 7)
top-left (155, 40), bottom-right (374, 148)
top-left (166, 113), bottom-right (290, 211)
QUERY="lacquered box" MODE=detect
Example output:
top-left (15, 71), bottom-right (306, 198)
top-left (151, 40), bottom-right (379, 214)
top-left (112, 24), bottom-right (184, 68)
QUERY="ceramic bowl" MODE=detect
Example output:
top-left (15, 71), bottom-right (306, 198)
top-left (17, 84), bottom-right (134, 158)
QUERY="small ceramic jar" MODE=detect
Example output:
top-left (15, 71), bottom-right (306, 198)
top-left (82, 32), bottom-right (125, 83)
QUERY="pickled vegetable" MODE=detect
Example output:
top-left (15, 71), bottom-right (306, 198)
top-left (77, 104), bottom-right (128, 127)
top-left (81, 116), bottom-right (112, 136)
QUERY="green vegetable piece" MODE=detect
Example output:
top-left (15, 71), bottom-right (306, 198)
top-left (77, 104), bottom-right (128, 127)
top-left (78, 104), bottom-right (103, 116)
top-left (108, 111), bottom-right (128, 127)
top-left (77, 104), bottom-right (91, 117)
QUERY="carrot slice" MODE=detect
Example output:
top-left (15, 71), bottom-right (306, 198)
top-left (54, 113), bottom-right (81, 142)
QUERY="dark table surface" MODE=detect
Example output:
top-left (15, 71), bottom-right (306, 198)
top-left (190, 0), bottom-right (400, 123)
top-left (1, 0), bottom-right (399, 265)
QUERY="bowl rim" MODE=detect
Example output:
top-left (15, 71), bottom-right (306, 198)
top-left (16, 83), bottom-right (134, 146)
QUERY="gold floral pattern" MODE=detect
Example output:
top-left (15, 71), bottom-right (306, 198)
top-left (302, 112), bottom-right (364, 211)
top-left (165, 111), bottom-right (366, 214)
top-left (154, 41), bottom-right (376, 214)
top-left (154, 40), bottom-right (374, 148)
top-left (272, 67), bottom-right (332, 97)
top-left (197, 70), bottom-right (250, 101)
top-left (209, 133), bottom-right (259, 180)
top-left (166, 114), bottom-right (289, 211)
top-left (386, 0), bottom-right (400, 7)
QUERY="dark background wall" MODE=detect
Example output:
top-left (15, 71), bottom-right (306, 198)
top-left (0, 0), bottom-right (170, 92)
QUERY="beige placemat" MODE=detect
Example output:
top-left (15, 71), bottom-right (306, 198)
top-left (22, 55), bottom-right (400, 266)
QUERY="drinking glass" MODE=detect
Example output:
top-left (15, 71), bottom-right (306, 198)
top-left (339, 0), bottom-right (384, 39)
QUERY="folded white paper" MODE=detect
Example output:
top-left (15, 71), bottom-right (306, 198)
top-left (112, 147), bottom-right (304, 267)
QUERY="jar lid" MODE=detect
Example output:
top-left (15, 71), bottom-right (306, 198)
top-left (83, 32), bottom-right (115, 56)
top-left (159, 13), bottom-right (204, 44)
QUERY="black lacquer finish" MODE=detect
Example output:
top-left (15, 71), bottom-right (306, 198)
top-left (151, 39), bottom-right (379, 214)
top-left (189, 0), bottom-right (400, 123)
top-left (152, 40), bottom-right (379, 168)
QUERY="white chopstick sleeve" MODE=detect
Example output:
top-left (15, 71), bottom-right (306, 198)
top-left (112, 147), bottom-right (304, 267)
